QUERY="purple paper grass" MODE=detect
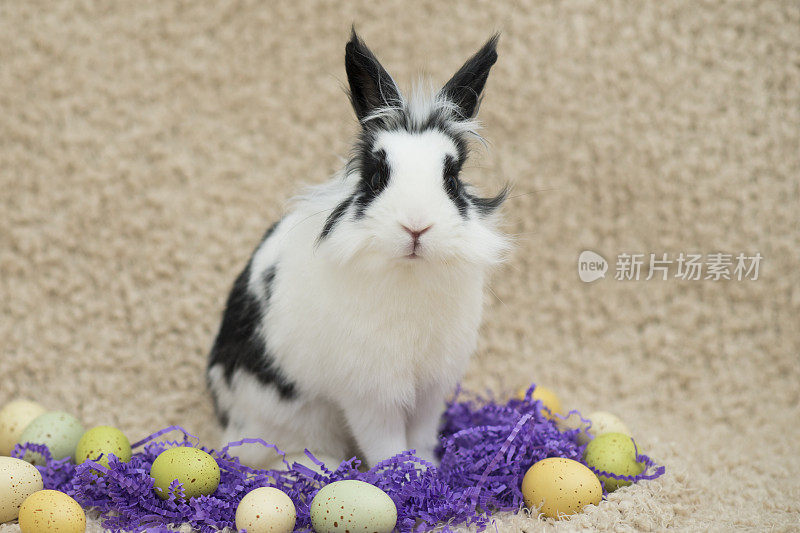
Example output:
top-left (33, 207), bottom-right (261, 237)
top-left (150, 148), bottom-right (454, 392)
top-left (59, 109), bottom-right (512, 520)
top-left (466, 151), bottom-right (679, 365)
top-left (13, 385), bottom-right (665, 532)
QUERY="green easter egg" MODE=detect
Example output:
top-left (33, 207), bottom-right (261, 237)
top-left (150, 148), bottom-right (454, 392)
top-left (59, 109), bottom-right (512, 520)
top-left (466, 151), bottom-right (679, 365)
top-left (17, 411), bottom-right (84, 465)
top-left (150, 446), bottom-right (220, 500)
top-left (310, 479), bottom-right (397, 533)
top-left (583, 432), bottom-right (645, 491)
top-left (75, 426), bottom-right (132, 469)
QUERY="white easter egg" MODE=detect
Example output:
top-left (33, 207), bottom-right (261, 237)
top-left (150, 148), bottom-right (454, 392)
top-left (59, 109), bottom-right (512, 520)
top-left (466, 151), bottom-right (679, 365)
top-left (0, 456), bottom-right (44, 523)
top-left (578, 411), bottom-right (633, 445)
top-left (235, 487), bottom-right (296, 533)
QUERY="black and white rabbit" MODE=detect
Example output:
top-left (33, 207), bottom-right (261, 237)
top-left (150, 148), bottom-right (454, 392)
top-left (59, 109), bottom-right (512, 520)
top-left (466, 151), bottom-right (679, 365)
top-left (207, 30), bottom-right (508, 469)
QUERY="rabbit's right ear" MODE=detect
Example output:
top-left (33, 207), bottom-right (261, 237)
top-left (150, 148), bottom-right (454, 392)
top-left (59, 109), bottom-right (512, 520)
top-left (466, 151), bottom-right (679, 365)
top-left (345, 28), bottom-right (402, 122)
top-left (441, 34), bottom-right (499, 120)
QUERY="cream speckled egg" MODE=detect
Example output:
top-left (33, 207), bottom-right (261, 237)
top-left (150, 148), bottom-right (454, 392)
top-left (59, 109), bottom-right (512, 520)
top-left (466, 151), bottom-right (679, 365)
top-left (75, 426), bottom-right (132, 469)
top-left (235, 486), bottom-right (296, 533)
top-left (577, 411), bottom-right (633, 445)
top-left (18, 489), bottom-right (85, 532)
top-left (18, 412), bottom-right (84, 465)
top-left (0, 400), bottom-right (47, 456)
top-left (0, 456), bottom-right (44, 523)
top-left (310, 480), bottom-right (397, 533)
top-left (521, 457), bottom-right (602, 519)
top-left (150, 446), bottom-right (220, 500)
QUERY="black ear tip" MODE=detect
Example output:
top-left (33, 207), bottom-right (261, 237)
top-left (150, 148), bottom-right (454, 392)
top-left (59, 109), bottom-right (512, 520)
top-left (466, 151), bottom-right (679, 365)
top-left (346, 26), bottom-right (372, 62)
top-left (347, 25), bottom-right (366, 53)
top-left (482, 33), bottom-right (500, 62)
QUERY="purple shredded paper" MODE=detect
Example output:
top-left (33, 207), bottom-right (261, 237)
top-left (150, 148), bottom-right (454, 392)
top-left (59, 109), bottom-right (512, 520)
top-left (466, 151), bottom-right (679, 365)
top-left (12, 385), bottom-right (665, 532)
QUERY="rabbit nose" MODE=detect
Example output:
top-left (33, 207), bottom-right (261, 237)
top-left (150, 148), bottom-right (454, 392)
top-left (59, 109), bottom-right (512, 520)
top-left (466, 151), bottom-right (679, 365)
top-left (401, 224), bottom-right (433, 241)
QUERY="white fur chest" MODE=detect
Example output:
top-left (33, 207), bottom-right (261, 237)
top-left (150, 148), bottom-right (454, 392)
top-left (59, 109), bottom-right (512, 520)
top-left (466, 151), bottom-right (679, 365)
top-left (260, 221), bottom-right (486, 409)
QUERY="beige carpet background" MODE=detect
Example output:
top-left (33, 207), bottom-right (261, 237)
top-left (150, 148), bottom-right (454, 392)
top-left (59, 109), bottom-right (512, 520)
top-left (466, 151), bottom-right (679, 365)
top-left (1, 1), bottom-right (798, 531)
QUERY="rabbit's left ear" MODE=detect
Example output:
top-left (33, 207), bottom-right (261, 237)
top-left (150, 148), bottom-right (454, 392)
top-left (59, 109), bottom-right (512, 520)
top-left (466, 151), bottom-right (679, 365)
top-left (441, 34), bottom-right (499, 120)
top-left (345, 29), bottom-right (402, 122)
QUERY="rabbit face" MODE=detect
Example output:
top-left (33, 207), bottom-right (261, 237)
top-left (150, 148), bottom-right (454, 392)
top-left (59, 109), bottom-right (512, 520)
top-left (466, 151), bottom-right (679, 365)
top-left (349, 127), bottom-right (501, 266)
top-left (317, 31), bottom-right (509, 270)
top-left (369, 129), bottom-right (461, 260)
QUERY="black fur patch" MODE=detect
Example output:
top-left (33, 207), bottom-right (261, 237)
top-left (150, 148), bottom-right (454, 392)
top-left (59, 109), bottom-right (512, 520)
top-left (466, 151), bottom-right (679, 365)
top-left (465, 186), bottom-right (509, 216)
top-left (260, 220), bottom-right (281, 243)
top-left (262, 265), bottom-right (276, 299)
top-left (353, 148), bottom-right (390, 219)
top-left (443, 154), bottom-right (469, 218)
top-left (319, 196), bottom-right (353, 240)
top-left (208, 259), bottom-right (297, 425)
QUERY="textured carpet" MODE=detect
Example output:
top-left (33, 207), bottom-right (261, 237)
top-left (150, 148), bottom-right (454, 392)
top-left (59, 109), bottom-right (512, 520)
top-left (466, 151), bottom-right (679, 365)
top-left (1, 1), bottom-right (798, 531)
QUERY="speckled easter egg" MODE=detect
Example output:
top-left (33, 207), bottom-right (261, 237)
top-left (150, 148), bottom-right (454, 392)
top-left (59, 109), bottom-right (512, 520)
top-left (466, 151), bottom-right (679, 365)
top-left (75, 426), bottom-right (132, 469)
top-left (521, 457), bottom-right (602, 519)
top-left (235, 486), bottom-right (296, 533)
top-left (150, 446), bottom-right (220, 500)
top-left (0, 400), bottom-right (47, 456)
top-left (309, 480), bottom-right (397, 533)
top-left (515, 386), bottom-right (563, 419)
top-left (18, 489), bottom-right (85, 532)
top-left (17, 412), bottom-right (84, 465)
top-left (583, 432), bottom-right (645, 491)
top-left (0, 456), bottom-right (43, 523)
top-left (577, 411), bottom-right (633, 445)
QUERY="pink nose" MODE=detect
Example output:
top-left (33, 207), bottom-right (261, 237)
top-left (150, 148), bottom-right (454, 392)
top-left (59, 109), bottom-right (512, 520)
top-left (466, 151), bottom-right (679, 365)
top-left (402, 224), bottom-right (432, 242)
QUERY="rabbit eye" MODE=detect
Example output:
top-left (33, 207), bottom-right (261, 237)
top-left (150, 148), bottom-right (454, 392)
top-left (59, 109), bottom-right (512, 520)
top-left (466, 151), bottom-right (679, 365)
top-left (444, 174), bottom-right (460, 195)
top-left (443, 155), bottom-right (462, 197)
top-left (368, 151), bottom-right (389, 192)
top-left (371, 169), bottom-right (388, 191)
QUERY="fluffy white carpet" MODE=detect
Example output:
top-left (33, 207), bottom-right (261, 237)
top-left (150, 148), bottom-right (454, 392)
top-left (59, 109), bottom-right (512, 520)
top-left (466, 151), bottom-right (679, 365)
top-left (1, 1), bottom-right (798, 531)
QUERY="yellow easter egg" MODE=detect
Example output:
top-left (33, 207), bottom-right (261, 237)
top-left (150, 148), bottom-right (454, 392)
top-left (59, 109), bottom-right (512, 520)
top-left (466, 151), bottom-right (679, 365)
top-left (18, 490), bottom-right (85, 533)
top-left (516, 386), bottom-right (563, 419)
top-left (521, 457), bottom-right (602, 519)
